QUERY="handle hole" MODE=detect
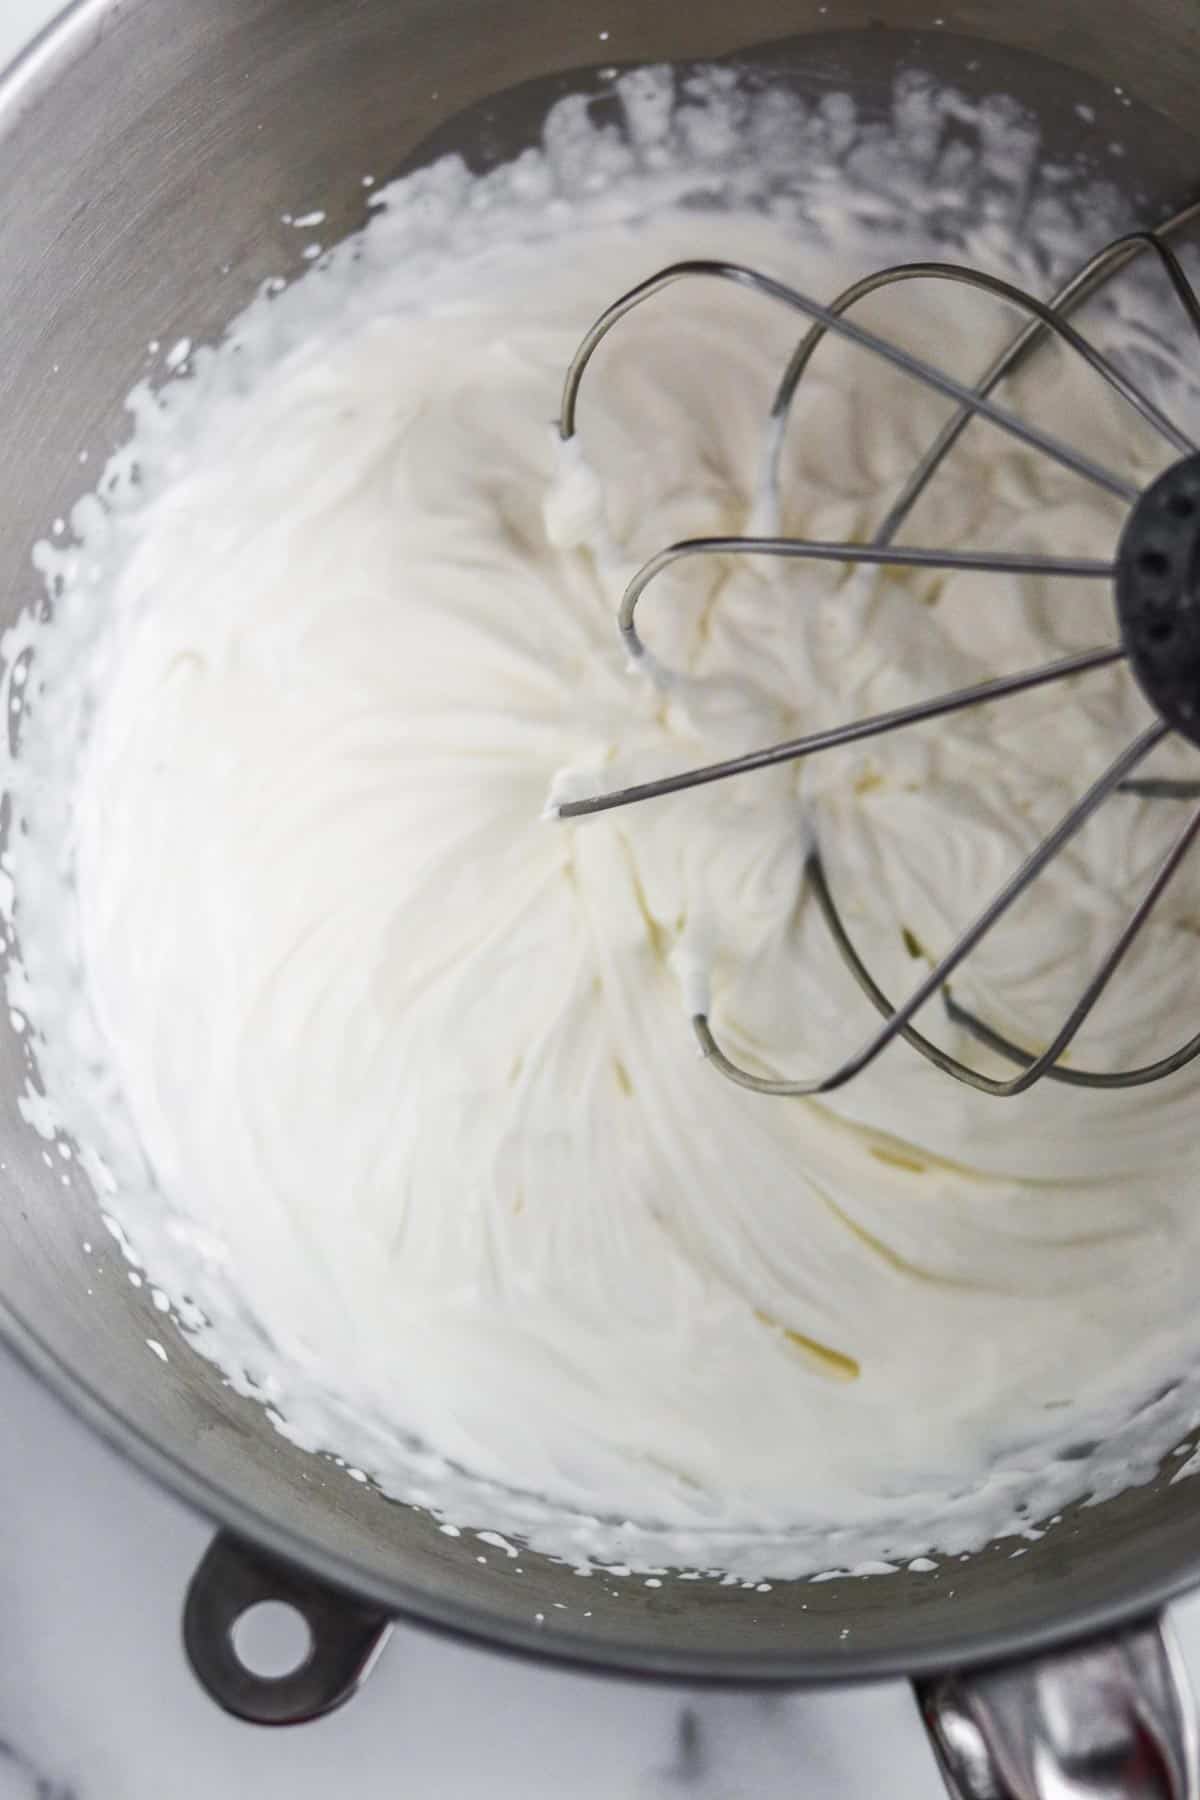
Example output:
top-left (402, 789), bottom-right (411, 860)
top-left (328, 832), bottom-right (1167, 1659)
top-left (231, 1601), bottom-right (314, 1680)
top-left (1140, 548), bottom-right (1171, 577)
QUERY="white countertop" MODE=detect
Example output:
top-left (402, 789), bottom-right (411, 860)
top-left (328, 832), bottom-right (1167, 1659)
top-left (0, 1347), bottom-right (950, 1800)
top-left (3, 5), bottom-right (1200, 1797)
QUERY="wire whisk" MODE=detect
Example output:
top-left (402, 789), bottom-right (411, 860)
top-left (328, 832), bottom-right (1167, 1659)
top-left (552, 200), bottom-right (1200, 1100)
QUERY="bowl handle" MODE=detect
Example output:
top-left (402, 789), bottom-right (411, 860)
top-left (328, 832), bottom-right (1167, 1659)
top-left (917, 1615), bottom-right (1198, 1798)
top-left (182, 1531), bottom-right (394, 1724)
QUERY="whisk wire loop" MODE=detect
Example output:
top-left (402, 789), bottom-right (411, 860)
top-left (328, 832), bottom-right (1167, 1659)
top-left (812, 815), bottom-right (1200, 1092)
top-left (874, 217), bottom-right (1200, 544)
top-left (560, 260), bottom-right (1138, 502)
top-left (556, 207), bottom-right (1200, 1097)
top-left (691, 725), bottom-right (1167, 1098)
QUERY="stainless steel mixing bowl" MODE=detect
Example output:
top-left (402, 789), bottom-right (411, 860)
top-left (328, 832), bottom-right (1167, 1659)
top-left (3, 2), bottom-right (1200, 1790)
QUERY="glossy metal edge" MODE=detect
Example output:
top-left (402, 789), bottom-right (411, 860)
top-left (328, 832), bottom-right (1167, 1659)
top-left (918, 1617), bottom-right (1200, 1799)
top-left (1, 0), bottom-right (1200, 1688)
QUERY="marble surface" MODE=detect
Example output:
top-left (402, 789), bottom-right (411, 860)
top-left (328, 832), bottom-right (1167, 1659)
top-left (0, 1352), bottom-right (951, 1800)
top-left (3, 5), bottom-right (1200, 1797)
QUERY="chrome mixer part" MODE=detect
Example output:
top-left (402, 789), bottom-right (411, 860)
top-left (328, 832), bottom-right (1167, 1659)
top-left (555, 204), bottom-right (1200, 1099)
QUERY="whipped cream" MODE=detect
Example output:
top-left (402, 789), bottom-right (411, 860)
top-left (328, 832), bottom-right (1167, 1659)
top-left (9, 66), bottom-right (1200, 1580)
